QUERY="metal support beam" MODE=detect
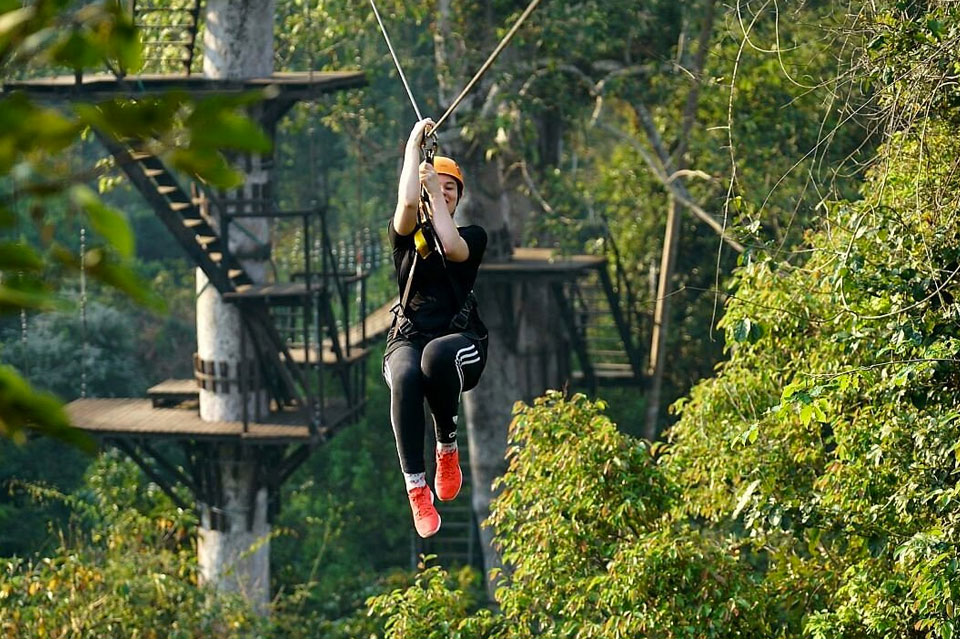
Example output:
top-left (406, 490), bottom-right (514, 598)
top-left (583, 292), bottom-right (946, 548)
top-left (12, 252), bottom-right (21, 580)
top-left (113, 439), bottom-right (191, 510)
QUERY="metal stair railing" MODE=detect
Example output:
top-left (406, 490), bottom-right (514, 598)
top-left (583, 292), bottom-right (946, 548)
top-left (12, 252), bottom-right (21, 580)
top-left (98, 134), bottom-right (316, 427)
top-left (586, 214), bottom-right (647, 382)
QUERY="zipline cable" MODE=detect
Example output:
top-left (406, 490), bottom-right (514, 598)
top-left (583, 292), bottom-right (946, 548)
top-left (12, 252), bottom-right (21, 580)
top-left (432, 0), bottom-right (543, 133)
top-left (370, 0), bottom-right (543, 136)
top-left (369, 0), bottom-right (424, 121)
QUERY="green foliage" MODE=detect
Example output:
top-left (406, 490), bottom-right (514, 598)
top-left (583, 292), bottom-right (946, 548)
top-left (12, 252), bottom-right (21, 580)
top-left (368, 563), bottom-right (498, 639)
top-left (0, 364), bottom-right (85, 450)
top-left (665, 107), bottom-right (960, 639)
top-left (371, 392), bottom-right (772, 638)
top-left (0, 438), bottom-right (87, 557)
top-left (0, 454), bottom-right (266, 638)
top-left (2, 302), bottom-right (149, 401)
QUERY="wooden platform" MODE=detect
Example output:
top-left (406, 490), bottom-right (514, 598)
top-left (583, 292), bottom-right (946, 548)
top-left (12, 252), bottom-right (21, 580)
top-left (346, 299), bottom-right (397, 345)
top-left (572, 362), bottom-right (643, 387)
top-left (479, 248), bottom-right (605, 279)
top-left (66, 398), bottom-right (358, 444)
top-left (222, 281), bottom-right (328, 304)
top-left (147, 379), bottom-right (199, 406)
top-left (2, 71), bottom-right (366, 100)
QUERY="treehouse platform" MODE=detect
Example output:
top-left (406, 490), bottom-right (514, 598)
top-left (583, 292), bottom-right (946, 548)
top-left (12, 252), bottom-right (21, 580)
top-left (2, 71), bottom-right (366, 102)
top-left (66, 396), bottom-right (359, 445)
top-left (480, 248), bottom-right (606, 279)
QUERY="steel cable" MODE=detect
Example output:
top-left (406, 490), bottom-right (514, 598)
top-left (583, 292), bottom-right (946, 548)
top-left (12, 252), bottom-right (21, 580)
top-left (369, 0), bottom-right (424, 121)
top-left (370, 0), bottom-right (544, 135)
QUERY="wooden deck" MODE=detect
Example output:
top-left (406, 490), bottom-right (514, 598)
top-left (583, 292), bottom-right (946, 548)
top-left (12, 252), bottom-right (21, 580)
top-left (2, 71), bottom-right (366, 100)
top-left (479, 248), bottom-right (605, 279)
top-left (346, 299), bottom-right (397, 345)
top-left (147, 379), bottom-right (199, 406)
top-left (223, 281), bottom-right (328, 303)
top-left (285, 344), bottom-right (370, 365)
top-left (66, 398), bottom-right (357, 444)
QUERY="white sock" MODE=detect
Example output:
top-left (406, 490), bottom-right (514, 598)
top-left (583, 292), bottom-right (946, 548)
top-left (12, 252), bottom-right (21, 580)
top-left (437, 441), bottom-right (458, 454)
top-left (404, 472), bottom-right (427, 492)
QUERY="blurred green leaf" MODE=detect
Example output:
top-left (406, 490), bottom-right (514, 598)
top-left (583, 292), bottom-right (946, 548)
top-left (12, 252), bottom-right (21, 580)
top-left (168, 147), bottom-right (243, 189)
top-left (0, 6), bottom-right (35, 40)
top-left (74, 93), bottom-right (185, 140)
top-left (86, 258), bottom-right (165, 313)
top-left (48, 27), bottom-right (102, 69)
top-left (188, 110), bottom-right (272, 154)
top-left (0, 364), bottom-right (94, 453)
top-left (0, 283), bottom-right (59, 313)
top-left (0, 242), bottom-right (44, 270)
top-left (71, 184), bottom-right (135, 258)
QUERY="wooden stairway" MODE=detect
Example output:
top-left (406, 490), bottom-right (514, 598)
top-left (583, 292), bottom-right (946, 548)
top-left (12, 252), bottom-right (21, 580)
top-left (568, 266), bottom-right (645, 389)
top-left (97, 133), bottom-right (343, 431)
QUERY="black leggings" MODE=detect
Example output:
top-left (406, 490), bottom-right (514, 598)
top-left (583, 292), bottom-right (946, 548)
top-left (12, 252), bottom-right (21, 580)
top-left (383, 332), bottom-right (487, 474)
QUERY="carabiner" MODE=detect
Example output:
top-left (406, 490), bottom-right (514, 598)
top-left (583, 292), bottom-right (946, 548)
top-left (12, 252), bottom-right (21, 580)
top-left (421, 127), bottom-right (438, 164)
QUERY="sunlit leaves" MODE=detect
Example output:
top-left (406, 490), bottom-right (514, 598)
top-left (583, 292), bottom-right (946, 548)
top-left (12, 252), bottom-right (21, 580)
top-left (667, 93), bottom-right (960, 637)
top-left (372, 392), bottom-right (771, 637)
top-left (0, 456), bottom-right (266, 636)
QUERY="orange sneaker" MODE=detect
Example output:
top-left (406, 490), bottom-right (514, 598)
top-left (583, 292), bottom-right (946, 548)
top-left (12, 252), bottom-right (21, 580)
top-left (435, 447), bottom-right (462, 501)
top-left (407, 486), bottom-right (441, 538)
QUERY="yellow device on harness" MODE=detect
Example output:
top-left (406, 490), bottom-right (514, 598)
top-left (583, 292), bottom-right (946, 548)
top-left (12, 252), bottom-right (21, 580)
top-left (414, 226), bottom-right (432, 258)
top-left (414, 197), bottom-right (439, 259)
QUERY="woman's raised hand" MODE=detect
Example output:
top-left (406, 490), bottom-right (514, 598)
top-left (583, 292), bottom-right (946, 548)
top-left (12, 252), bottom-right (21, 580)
top-left (419, 161), bottom-right (440, 195)
top-left (406, 118), bottom-right (435, 151)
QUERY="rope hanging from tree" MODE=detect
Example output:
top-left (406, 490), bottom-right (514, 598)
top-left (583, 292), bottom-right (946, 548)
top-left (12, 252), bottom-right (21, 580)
top-left (80, 226), bottom-right (88, 399)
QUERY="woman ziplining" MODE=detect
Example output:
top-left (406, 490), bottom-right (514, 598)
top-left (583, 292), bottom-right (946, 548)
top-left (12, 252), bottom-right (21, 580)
top-left (371, 0), bottom-right (542, 537)
top-left (383, 119), bottom-right (488, 538)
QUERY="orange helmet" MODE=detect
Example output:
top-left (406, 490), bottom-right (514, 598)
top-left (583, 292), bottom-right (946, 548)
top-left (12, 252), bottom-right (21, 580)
top-left (433, 156), bottom-right (464, 196)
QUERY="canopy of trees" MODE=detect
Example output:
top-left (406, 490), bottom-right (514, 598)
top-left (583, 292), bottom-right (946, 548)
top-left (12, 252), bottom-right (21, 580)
top-left (3, 0), bottom-right (959, 637)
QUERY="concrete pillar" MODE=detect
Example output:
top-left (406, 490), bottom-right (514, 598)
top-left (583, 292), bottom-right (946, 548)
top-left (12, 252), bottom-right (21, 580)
top-left (196, 0), bottom-right (276, 613)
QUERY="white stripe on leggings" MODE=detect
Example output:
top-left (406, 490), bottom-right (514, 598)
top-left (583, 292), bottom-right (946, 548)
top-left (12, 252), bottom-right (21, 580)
top-left (454, 344), bottom-right (480, 410)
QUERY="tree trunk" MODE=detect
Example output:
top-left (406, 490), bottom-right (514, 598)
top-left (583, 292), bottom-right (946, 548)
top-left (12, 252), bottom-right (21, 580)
top-left (644, 194), bottom-right (679, 440)
top-left (452, 150), bottom-right (569, 599)
top-left (196, 0), bottom-right (275, 614)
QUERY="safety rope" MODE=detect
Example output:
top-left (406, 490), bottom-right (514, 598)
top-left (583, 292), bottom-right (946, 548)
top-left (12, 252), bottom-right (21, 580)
top-left (369, 0), bottom-right (424, 121)
top-left (370, 0), bottom-right (543, 135)
top-left (433, 0), bottom-right (542, 133)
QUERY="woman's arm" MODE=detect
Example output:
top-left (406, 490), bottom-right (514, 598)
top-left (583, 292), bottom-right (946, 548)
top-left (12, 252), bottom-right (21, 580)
top-left (420, 162), bottom-right (470, 262)
top-left (393, 119), bottom-right (433, 236)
